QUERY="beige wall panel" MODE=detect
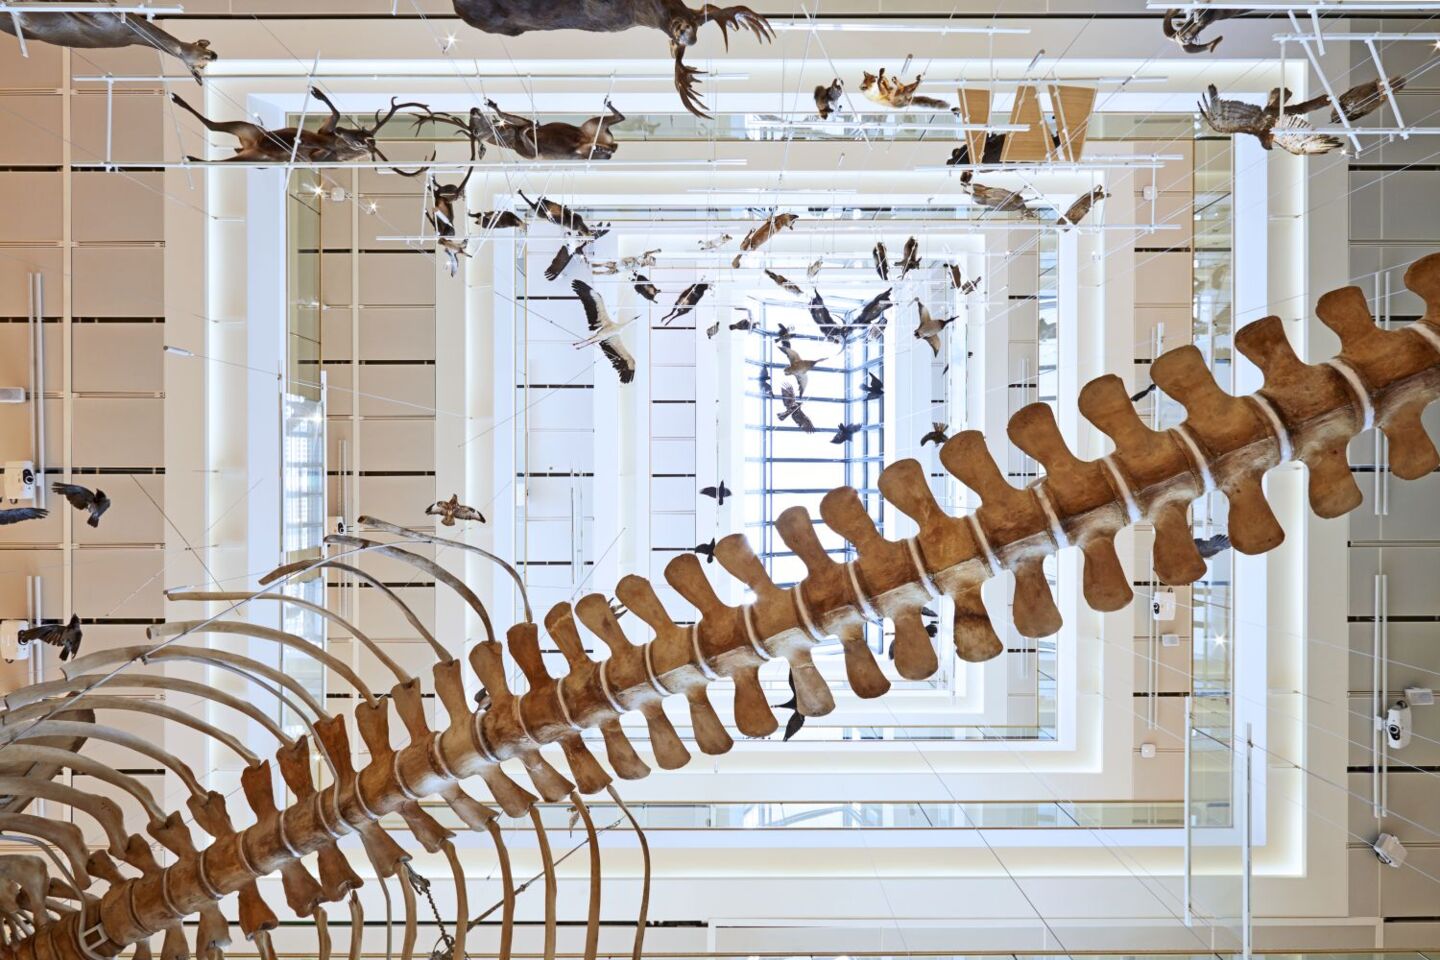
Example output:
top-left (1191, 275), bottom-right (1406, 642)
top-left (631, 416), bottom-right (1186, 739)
top-left (325, 364), bottom-right (353, 417)
top-left (74, 474), bottom-right (164, 546)
top-left (72, 246), bottom-right (164, 316)
top-left (321, 253), bottom-right (353, 307)
top-left (0, 321), bottom-right (61, 387)
top-left (0, 398), bottom-right (62, 473)
top-left (357, 253), bottom-right (434, 306)
top-left (0, 247), bottom-right (63, 314)
top-left (72, 397), bottom-right (163, 467)
top-left (1132, 636), bottom-right (1192, 693)
top-left (73, 172), bottom-right (165, 242)
top-left (1134, 192), bottom-right (1194, 242)
top-left (0, 171), bottom-right (61, 241)
top-left (1132, 695), bottom-right (1187, 751)
top-left (358, 419), bottom-right (434, 472)
top-left (1128, 752), bottom-right (1183, 800)
top-left (73, 322), bottom-right (164, 393)
top-left (0, 40), bottom-right (62, 89)
top-left (356, 585), bottom-right (436, 637)
top-left (355, 196), bottom-right (429, 250)
top-left (71, 547), bottom-right (164, 619)
top-left (358, 157), bottom-right (431, 196)
top-left (319, 201), bottom-right (353, 249)
top-left (0, 96), bottom-right (63, 165)
top-left (0, 548), bottom-right (63, 618)
top-left (356, 364), bottom-right (435, 417)
top-left (1132, 252), bottom-right (1190, 307)
top-left (359, 308), bottom-right (435, 361)
top-left (357, 474), bottom-right (433, 525)
top-left (321, 314), bottom-right (352, 361)
top-left (71, 92), bottom-right (162, 165)
top-left (1133, 306), bottom-right (1192, 356)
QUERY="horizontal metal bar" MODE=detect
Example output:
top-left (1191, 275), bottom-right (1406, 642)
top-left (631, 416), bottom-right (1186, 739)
top-left (0, 3), bottom-right (182, 11)
top-left (1271, 32), bottom-right (1440, 41)
top-left (1308, 126), bottom-right (1440, 136)
top-left (771, 22), bottom-right (1029, 34)
top-left (1151, 0), bottom-right (1440, 8)
top-left (749, 119), bottom-right (1027, 133)
top-left (73, 71), bottom-right (750, 83)
top-left (73, 158), bottom-right (747, 170)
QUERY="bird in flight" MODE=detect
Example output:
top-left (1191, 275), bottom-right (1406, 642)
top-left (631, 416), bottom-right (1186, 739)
top-left (831, 422), bottom-right (862, 444)
top-left (0, 506), bottom-right (48, 526)
top-left (700, 481), bottom-right (732, 505)
top-left (765, 268), bottom-right (803, 297)
top-left (778, 384), bottom-right (815, 434)
top-left (862, 371), bottom-right (884, 400)
top-left (778, 342), bottom-right (823, 396)
top-left (18, 613), bottom-right (82, 662)
top-left (694, 538), bottom-right (718, 563)
top-left (920, 422), bottom-right (949, 447)
top-left (1130, 382), bottom-right (1158, 403)
top-left (1198, 85), bottom-right (1345, 156)
top-left (897, 236), bottom-right (921, 278)
top-left (912, 301), bottom-right (956, 356)
top-left (851, 288), bottom-right (894, 339)
top-left (572, 279), bottom-right (637, 384)
top-left (809, 289), bottom-right (845, 342)
top-left (427, 494), bottom-right (486, 526)
top-left (661, 282), bottom-right (710, 325)
top-left (52, 483), bottom-right (110, 528)
top-left (1193, 532), bottom-right (1232, 559)
top-left (872, 241), bottom-right (889, 280)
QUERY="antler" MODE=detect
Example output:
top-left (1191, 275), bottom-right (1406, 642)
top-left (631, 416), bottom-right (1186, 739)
top-left (8, 254), bottom-right (1440, 960)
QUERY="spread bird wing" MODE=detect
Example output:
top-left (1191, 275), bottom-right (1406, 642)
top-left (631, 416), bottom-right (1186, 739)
top-left (0, 507), bottom-right (47, 525)
top-left (1199, 85), bottom-right (1268, 135)
top-left (51, 483), bottom-right (93, 510)
top-left (922, 333), bottom-right (941, 356)
top-left (455, 506), bottom-right (487, 523)
top-left (425, 502), bottom-right (445, 516)
top-left (572, 279), bottom-right (607, 331)
top-left (1271, 114), bottom-right (1345, 155)
top-left (545, 245), bottom-right (572, 282)
top-left (600, 336), bottom-right (637, 384)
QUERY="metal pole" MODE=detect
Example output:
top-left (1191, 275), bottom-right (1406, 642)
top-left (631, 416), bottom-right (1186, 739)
top-left (1183, 692), bottom-right (1193, 925)
top-left (1242, 721), bottom-right (1253, 959)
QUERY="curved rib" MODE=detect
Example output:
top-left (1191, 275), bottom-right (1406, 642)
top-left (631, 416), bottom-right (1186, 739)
top-left (570, 792), bottom-right (601, 960)
top-left (530, 808), bottom-right (557, 960)
top-left (0, 721), bottom-right (204, 797)
top-left (606, 786), bottom-right (650, 960)
top-left (360, 516), bottom-right (533, 624)
top-left (0, 746), bottom-right (164, 822)
top-left (259, 559), bottom-right (445, 661)
top-left (1, 697), bottom-right (257, 765)
top-left (324, 536), bottom-right (494, 646)
top-left (165, 590), bottom-right (410, 684)
top-left (0, 779), bottom-right (128, 857)
top-left (0, 819), bottom-right (90, 891)
top-left (441, 841), bottom-right (467, 960)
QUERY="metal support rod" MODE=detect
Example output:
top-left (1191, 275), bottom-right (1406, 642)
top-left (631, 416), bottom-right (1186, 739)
top-left (1287, 11), bottom-right (1364, 152)
top-left (1182, 692), bottom-right (1193, 925)
top-left (1372, 572), bottom-right (1386, 818)
top-left (8, 10), bottom-right (24, 57)
top-left (103, 77), bottom-right (114, 168)
top-left (1367, 39), bottom-right (1407, 137)
top-left (1242, 721), bottom-right (1253, 960)
top-left (29, 273), bottom-right (45, 510)
top-left (0, 4), bottom-right (183, 11)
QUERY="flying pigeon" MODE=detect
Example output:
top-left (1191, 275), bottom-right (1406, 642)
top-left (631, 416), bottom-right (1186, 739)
top-left (0, 507), bottom-right (48, 526)
top-left (831, 422), bottom-right (862, 444)
top-left (52, 483), bottom-right (110, 528)
top-left (18, 613), bottom-right (82, 662)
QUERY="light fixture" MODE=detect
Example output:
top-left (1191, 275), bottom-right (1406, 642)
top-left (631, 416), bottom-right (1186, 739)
top-left (163, 345), bottom-right (195, 358)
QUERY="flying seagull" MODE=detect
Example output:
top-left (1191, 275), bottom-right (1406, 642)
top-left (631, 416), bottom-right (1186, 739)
top-left (920, 422), bottom-right (949, 446)
top-left (427, 494), bottom-right (486, 526)
top-left (661, 282), bottom-right (710, 325)
top-left (700, 481), bottom-right (732, 505)
top-left (52, 483), bottom-right (110, 528)
top-left (18, 614), bottom-right (82, 662)
top-left (572, 279), bottom-right (637, 384)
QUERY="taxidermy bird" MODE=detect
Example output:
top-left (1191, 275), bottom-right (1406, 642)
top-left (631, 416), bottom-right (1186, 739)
top-left (774, 670), bottom-right (806, 741)
top-left (765, 269), bottom-right (803, 297)
top-left (851, 288), bottom-right (894, 337)
top-left (872, 241), bottom-right (890, 281)
top-left (52, 483), bottom-right (110, 528)
top-left (450, 1), bottom-right (775, 118)
top-left (946, 263), bottom-right (981, 293)
top-left (1198, 85), bottom-right (1345, 155)
top-left (1130, 382), bottom-right (1158, 403)
top-left (729, 317), bottom-right (753, 332)
top-left (699, 234), bottom-right (732, 251)
top-left (427, 494), bottom-right (487, 526)
top-left (920, 422), bottom-right (949, 447)
top-left (778, 343), bottom-right (823, 395)
top-left (1313, 75), bottom-right (1407, 123)
top-left (897, 236), bottom-right (921, 279)
top-left (694, 538), bottom-right (718, 563)
top-left (778, 384), bottom-right (815, 433)
top-left (814, 78), bottom-right (844, 119)
top-left (572, 280), bottom-right (637, 384)
top-left (0, 507), bottom-right (46, 526)
top-left (545, 241), bottom-right (587, 282)
top-left (912, 301), bottom-right (956, 356)
top-left (733, 213), bottom-right (799, 268)
top-left (1057, 187), bottom-right (1109, 229)
top-left (17, 614), bottom-right (82, 662)
top-left (1162, 5), bottom-right (1241, 54)
top-left (775, 323), bottom-right (795, 345)
top-left (960, 171), bottom-right (1040, 219)
top-left (809, 290), bottom-right (845, 343)
top-left (0, 12), bottom-right (216, 83)
top-left (863, 371), bottom-right (884, 400)
top-left (830, 423), bottom-right (862, 444)
top-left (706, 320), bottom-right (721, 339)
top-left (518, 191), bottom-right (600, 235)
top-left (661, 282), bottom-right (710, 325)
top-left (807, 258), bottom-right (824, 280)
top-left (700, 481), bottom-right (732, 505)
top-left (632, 273), bottom-right (661, 302)
top-left (472, 209), bottom-right (527, 231)
top-left (1194, 532), bottom-right (1232, 559)
top-left (859, 68), bottom-right (952, 110)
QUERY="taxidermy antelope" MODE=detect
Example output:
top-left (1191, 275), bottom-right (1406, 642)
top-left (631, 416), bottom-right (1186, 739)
top-left (8, 254), bottom-right (1440, 960)
top-left (171, 88), bottom-right (429, 164)
top-left (0, 10), bottom-right (215, 82)
top-left (450, 0), bottom-right (773, 117)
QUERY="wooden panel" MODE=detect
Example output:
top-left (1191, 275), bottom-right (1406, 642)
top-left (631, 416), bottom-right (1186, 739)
top-left (1049, 85), bottom-right (1097, 161)
top-left (1001, 85), bottom-right (1050, 163)
top-left (954, 87), bottom-right (990, 165)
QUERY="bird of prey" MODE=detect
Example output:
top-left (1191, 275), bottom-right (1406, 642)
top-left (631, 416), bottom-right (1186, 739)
top-left (1194, 532), bottom-right (1232, 559)
top-left (700, 481), bottom-right (733, 505)
top-left (897, 236), bottom-right (921, 278)
top-left (912, 301), bottom-right (956, 356)
top-left (1162, 5), bottom-right (1241, 54)
top-left (863, 371), bottom-right (884, 400)
top-left (808, 290), bottom-right (845, 342)
top-left (1130, 382), bottom-right (1158, 403)
top-left (872, 241), bottom-right (890, 280)
top-left (851, 288), bottom-right (894, 338)
top-left (52, 483), bottom-right (110, 528)
top-left (1057, 187), bottom-right (1109, 229)
top-left (814, 77), bottom-right (844, 119)
top-left (18, 614), bottom-right (82, 662)
top-left (1198, 85), bottom-right (1345, 155)
top-left (0, 507), bottom-right (47, 526)
top-left (774, 669), bottom-right (806, 741)
top-left (960, 171), bottom-right (1040, 219)
top-left (661, 282), bottom-right (710, 325)
top-left (545, 241), bottom-right (586, 282)
top-left (778, 384), bottom-right (815, 433)
top-left (427, 494), bottom-right (486, 526)
top-left (471, 210), bottom-right (526, 231)
top-left (732, 213), bottom-right (799, 268)
top-left (765, 269), bottom-right (803, 297)
top-left (831, 423), bottom-right (862, 444)
top-left (1311, 75), bottom-right (1406, 123)
top-left (859, 68), bottom-right (952, 110)
top-left (920, 422), bottom-right (949, 446)
top-left (632, 273), bottom-right (661, 302)
top-left (572, 279), bottom-right (637, 384)
top-left (694, 538), bottom-right (718, 564)
top-left (518, 190), bottom-right (598, 235)
top-left (620, 249), bottom-right (661, 271)
top-left (1271, 114), bottom-right (1347, 156)
top-left (699, 234), bottom-right (732, 251)
top-left (806, 258), bottom-right (824, 280)
top-left (778, 343), bottom-right (823, 395)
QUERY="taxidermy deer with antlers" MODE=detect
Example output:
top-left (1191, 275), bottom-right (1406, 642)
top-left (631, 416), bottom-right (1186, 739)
top-left (0, 10), bottom-right (215, 82)
top-left (7, 254), bottom-right (1440, 960)
top-left (450, 0), bottom-right (773, 117)
top-left (171, 88), bottom-right (428, 164)
top-left (401, 136), bottom-right (483, 276)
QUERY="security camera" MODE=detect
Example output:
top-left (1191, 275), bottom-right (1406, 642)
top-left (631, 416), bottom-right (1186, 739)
top-left (1374, 832), bottom-right (1407, 868)
top-left (0, 621), bottom-right (30, 663)
top-left (1384, 699), bottom-right (1412, 750)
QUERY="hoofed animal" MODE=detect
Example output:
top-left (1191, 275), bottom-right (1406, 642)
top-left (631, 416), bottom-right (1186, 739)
top-left (0, 9), bottom-right (216, 82)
